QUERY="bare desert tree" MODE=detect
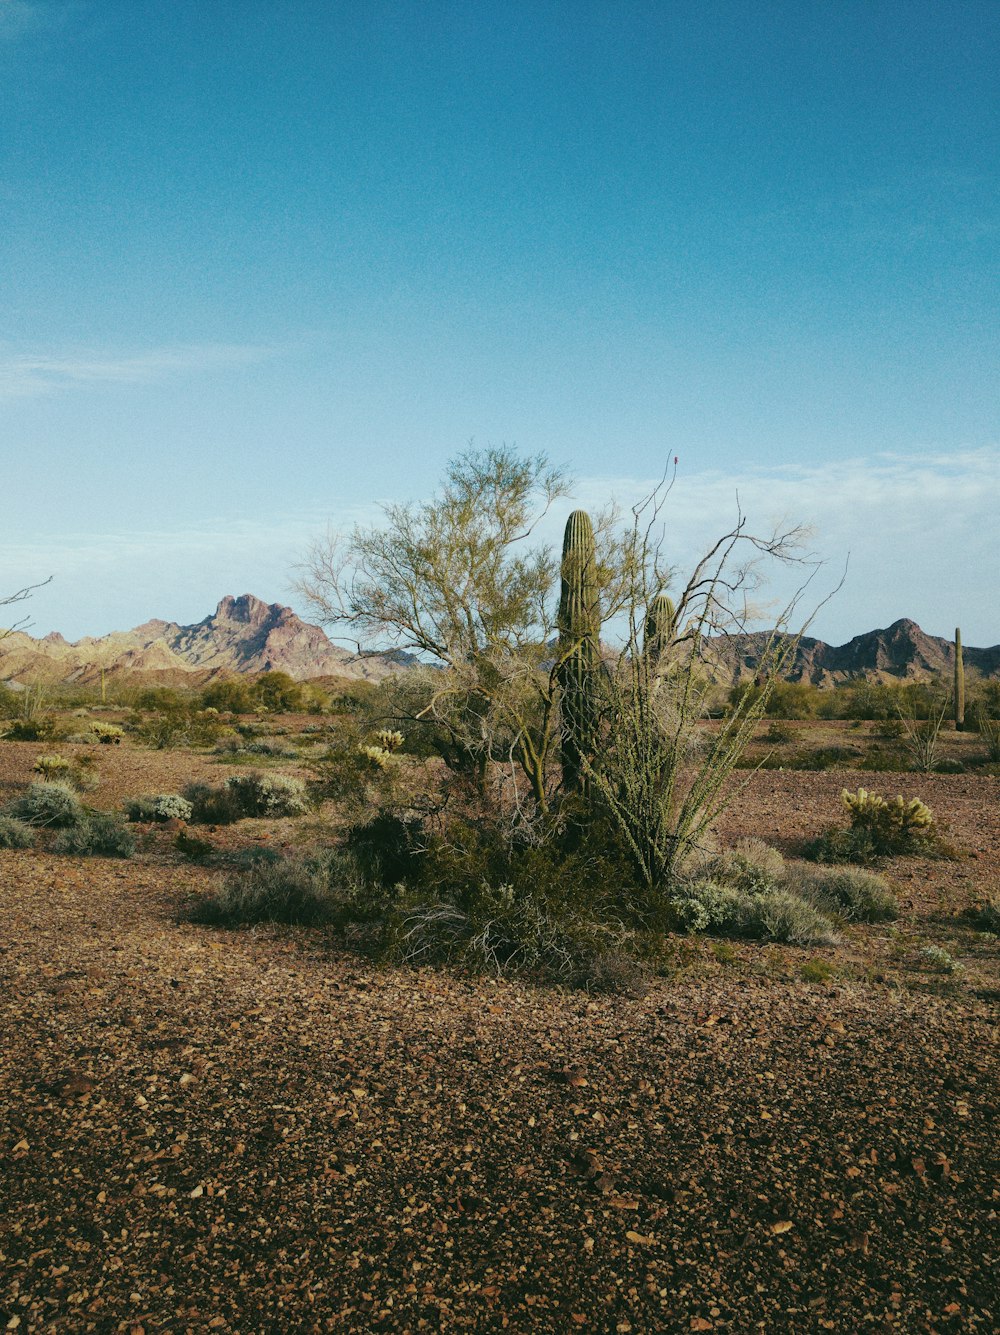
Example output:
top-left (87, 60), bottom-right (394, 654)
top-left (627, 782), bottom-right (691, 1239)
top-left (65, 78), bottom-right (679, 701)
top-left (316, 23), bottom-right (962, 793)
top-left (1, 578), bottom-right (51, 641)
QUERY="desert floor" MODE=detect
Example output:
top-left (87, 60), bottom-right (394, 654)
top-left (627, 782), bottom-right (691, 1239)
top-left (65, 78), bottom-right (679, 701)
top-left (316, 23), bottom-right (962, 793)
top-left (1, 737), bottom-right (997, 1333)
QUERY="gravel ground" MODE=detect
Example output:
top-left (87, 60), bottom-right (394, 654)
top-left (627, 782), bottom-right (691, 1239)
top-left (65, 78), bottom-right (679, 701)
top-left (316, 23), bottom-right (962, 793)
top-left (0, 741), bottom-right (997, 1332)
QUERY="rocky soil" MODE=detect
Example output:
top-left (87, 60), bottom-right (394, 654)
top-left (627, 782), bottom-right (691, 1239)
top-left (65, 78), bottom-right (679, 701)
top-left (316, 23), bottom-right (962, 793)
top-left (0, 742), bottom-right (997, 1332)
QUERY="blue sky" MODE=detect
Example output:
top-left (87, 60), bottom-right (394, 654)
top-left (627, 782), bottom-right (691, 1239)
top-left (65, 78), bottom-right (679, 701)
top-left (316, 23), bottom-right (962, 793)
top-left (2, 1), bottom-right (998, 645)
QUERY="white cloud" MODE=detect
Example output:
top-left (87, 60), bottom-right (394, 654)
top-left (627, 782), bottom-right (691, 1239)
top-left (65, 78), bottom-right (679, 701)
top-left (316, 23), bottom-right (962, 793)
top-left (570, 448), bottom-right (1000, 645)
top-left (0, 343), bottom-right (272, 400)
top-left (3, 449), bottom-right (998, 647)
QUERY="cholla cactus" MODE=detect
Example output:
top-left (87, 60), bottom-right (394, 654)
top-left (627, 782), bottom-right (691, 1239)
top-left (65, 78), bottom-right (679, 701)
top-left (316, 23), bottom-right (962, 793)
top-left (358, 743), bottom-right (394, 770)
top-left (841, 787), bottom-right (934, 836)
top-left (374, 729), bottom-right (404, 754)
top-left (33, 754), bottom-right (71, 779)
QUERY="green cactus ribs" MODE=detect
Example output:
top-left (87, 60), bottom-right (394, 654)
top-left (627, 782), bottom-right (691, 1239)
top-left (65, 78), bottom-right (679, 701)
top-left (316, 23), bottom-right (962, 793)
top-left (557, 509), bottom-right (601, 794)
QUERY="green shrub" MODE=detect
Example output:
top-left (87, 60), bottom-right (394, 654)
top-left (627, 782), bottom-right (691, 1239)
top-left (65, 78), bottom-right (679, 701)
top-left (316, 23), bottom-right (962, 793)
top-left (787, 865), bottom-right (899, 922)
top-left (52, 813), bottom-right (136, 858)
top-left (670, 879), bottom-right (837, 946)
top-left (918, 945), bottom-right (963, 975)
top-left (33, 753), bottom-right (99, 792)
top-left (191, 853), bottom-right (338, 925)
top-left (3, 781), bottom-right (84, 828)
top-left (223, 771), bottom-right (310, 817)
top-left (124, 793), bottom-right (194, 823)
top-left (181, 782), bottom-right (245, 825)
top-left (807, 787), bottom-right (938, 862)
top-left (3, 716), bottom-right (67, 743)
top-left (0, 816), bottom-right (35, 849)
top-left (91, 722), bottom-right (124, 745)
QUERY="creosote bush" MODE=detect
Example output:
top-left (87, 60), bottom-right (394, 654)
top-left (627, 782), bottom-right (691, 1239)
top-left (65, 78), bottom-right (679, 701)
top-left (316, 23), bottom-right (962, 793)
top-left (0, 815), bottom-right (35, 849)
top-left (182, 772), bottom-right (310, 824)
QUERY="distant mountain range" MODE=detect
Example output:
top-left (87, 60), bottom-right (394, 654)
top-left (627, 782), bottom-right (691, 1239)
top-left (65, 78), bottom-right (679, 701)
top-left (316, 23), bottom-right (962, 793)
top-left (0, 594), bottom-right (411, 687)
top-left (708, 618), bottom-right (1000, 687)
top-left (1, 598), bottom-right (997, 690)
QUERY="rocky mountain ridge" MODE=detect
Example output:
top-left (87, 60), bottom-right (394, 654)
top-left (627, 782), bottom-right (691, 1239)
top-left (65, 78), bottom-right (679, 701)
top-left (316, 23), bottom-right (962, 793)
top-left (2, 599), bottom-right (997, 689)
top-left (0, 594), bottom-right (409, 686)
top-left (710, 618), bottom-right (1000, 687)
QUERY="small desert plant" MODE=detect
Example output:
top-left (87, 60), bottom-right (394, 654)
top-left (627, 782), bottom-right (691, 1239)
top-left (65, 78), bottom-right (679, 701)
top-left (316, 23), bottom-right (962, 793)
top-left (33, 753), bottom-right (71, 779)
top-left (223, 771), bottom-right (310, 817)
top-left (787, 864), bottom-right (899, 922)
top-left (3, 781), bottom-right (85, 828)
top-left (52, 813), bottom-right (136, 858)
top-left (763, 719), bottom-right (795, 744)
top-left (799, 958), bottom-right (836, 983)
top-left (33, 752), bottom-right (98, 792)
top-left (0, 816), bottom-right (35, 849)
top-left (969, 896), bottom-right (1000, 933)
top-left (918, 945), bottom-right (963, 975)
top-left (192, 854), bottom-right (336, 925)
top-left (181, 782), bottom-right (245, 825)
top-left (670, 879), bottom-right (837, 946)
top-left (124, 793), bottom-right (194, 823)
top-left (972, 710), bottom-right (1000, 763)
top-left (91, 722), bottom-right (124, 745)
top-left (898, 695), bottom-right (949, 772)
top-left (808, 787), bottom-right (937, 862)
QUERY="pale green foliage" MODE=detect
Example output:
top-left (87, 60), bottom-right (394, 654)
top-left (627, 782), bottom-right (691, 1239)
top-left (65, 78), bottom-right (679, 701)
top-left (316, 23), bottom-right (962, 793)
top-left (124, 793), bottom-right (194, 823)
top-left (0, 816), bottom-right (35, 849)
top-left (842, 787), bottom-right (934, 836)
top-left (3, 781), bottom-right (84, 828)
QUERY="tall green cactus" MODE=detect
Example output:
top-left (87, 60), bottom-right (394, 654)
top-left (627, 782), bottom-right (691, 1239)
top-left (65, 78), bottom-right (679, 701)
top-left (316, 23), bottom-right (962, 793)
top-left (643, 593), bottom-right (676, 667)
top-left (557, 510), bottom-right (601, 793)
top-left (954, 626), bottom-right (965, 731)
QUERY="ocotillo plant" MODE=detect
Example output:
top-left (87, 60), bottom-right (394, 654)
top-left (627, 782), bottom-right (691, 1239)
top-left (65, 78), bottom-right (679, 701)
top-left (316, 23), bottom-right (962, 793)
top-left (643, 593), bottom-right (676, 667)
top-left (954, 627), bottom-right (965, 731)
top-left (557, 509), bottom-right (601, 793)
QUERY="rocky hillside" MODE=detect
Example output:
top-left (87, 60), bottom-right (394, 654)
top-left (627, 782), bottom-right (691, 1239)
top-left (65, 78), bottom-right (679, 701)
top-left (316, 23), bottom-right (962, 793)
top-left (708, 618), bottom-right (1000, 687)
top-left (0, 594), bottom-right (409, 686)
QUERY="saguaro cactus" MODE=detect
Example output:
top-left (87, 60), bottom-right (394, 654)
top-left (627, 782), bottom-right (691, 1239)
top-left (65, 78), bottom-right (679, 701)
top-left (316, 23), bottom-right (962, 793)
top-left (954, 627), bottom-right (965, 731)
top-left (557, 510), bottom-right (601, 792)
top-left (643, 593), bottom-right (676, 667)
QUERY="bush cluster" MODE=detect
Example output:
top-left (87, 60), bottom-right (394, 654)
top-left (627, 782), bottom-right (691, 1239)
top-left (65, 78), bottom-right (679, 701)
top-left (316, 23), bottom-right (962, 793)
top-left (182, 771), bottom-right (310, 824)
top-left (125, 793), bottom-right (194, 823)
top-left (52, 813), bottom-right (136, 859)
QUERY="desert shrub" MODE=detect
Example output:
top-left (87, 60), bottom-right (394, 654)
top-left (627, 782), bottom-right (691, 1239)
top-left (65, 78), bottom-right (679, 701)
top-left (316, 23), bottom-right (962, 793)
top-left (800, 958), bottom-right (836, 983)
top-left (763, 720), bottom-right (795, 744)
top-left (3, 781), bottom-right (84, 828)
top-left (192, 854), bottom-right (336, 925)
top-left (0, 816), bottom-right (35, 849)
top-left (200, 680), bottom-right (255, 713)
top-left (33, 752), bottom-right (99, 792)
top-left (52, 813), bottom-right (136, 859)
top-left (391, 880), bottom-right (634, 982)
top-left (970, 896), bottom-right (1000, 933)
top-left (91, 722), bottom-right (124, 744)
top-left (693, 840), bottom-right (785, 895)
top-left (918, 945), bottom-right (963, 975)
top-left (214, 737), bottom-right (297, 759)
top-left (670, 879), bottom-right (837, 946)
top-left (223, 771), bottom-right (310, 817)
top-left (582, 948), bottom-right (651, 996)
top-left (181, 782), bottom-right (246, 825)
top-left (807, 787), bottom-right (938, 863)
top-left (125, 793), bottom-right (194, 823)
top-left (787, 865), bottom-right (898, 922)
top-left (859, 745), bottom-right (910, 772)
top-left (972, 712), bottom-right (1000, 762)
top-left (3, 716), bottom-right (67, 742)
top-left (342, 810), bottom-right (427, 887)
